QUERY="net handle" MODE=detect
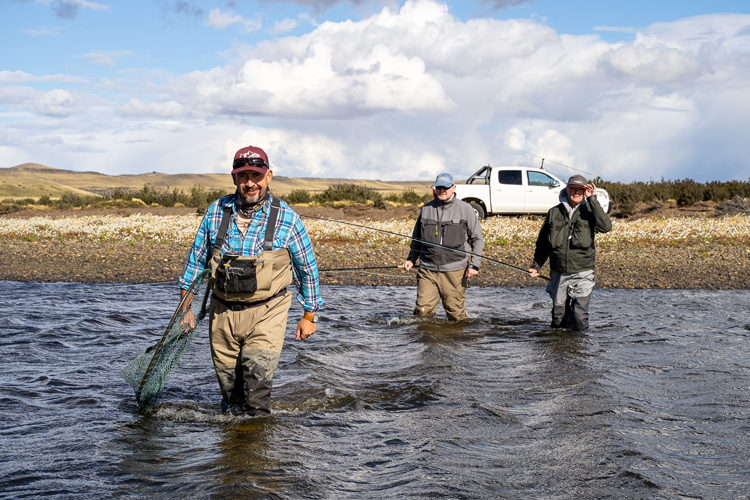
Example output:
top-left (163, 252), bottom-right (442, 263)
top-left (136, 269), bottom-right (211, 401)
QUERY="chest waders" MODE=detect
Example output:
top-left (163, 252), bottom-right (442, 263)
top-left (207, 197), bottom-right (294, 415)
top-left (208, 197), bottom-right (293, 307)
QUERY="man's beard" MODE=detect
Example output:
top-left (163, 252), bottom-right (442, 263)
top-left (236, 185), bottom-right (270, 218)
top-left (240, 186), bottom-right (264, 205)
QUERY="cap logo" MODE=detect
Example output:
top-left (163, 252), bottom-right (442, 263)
top-left (238, 152), bottom-right (262, 159)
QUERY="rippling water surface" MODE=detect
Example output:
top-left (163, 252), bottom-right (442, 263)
top-left (1, 281), bottom-right (749, 499)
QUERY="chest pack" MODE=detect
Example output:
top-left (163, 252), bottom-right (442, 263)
top-left (208, 197), bottom-right (293, 303)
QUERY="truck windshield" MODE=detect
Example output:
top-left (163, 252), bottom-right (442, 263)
top-left (498, 170), bottom-right (522, 185)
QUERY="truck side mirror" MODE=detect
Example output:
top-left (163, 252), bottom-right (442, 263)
top-left (550, 180), bottom-right (561, 187)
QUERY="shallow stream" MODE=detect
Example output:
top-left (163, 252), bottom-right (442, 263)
top-left (1, 282), bottom-right (749, 499)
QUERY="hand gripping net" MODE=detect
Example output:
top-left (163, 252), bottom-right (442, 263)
top-left (121, 269), bottom-right (211, 413)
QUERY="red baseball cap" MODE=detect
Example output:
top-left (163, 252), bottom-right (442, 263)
top-left (232, 146), bottom-right (270, 175)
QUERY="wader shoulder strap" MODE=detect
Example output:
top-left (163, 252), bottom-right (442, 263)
top-left (213, 206), bottom-right (233, 251)
top-left (264, 197), bottom-right (281, 252)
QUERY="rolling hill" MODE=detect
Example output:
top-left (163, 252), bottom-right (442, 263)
top-left (1, 163), bottom-right (433, 199)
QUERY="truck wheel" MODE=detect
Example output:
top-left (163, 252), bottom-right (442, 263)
top-left (469, 202), bottom-right (485, 220)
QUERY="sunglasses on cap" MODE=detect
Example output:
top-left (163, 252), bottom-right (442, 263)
top-left (233, 157), bottom-right (268, 168)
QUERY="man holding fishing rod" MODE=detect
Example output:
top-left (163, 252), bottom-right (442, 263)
top-left (528, 175), bottom-right (612, 331)
top-left (179, 145), bottom-right (322, 415)
top-left (403, 173), bottom-right (484, 321)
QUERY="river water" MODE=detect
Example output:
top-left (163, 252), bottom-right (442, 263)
top-left (1, 281), bottom-right (749, 499)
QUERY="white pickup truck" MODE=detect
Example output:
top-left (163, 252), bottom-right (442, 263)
top-left (454, 165), bottom-right (612, 219)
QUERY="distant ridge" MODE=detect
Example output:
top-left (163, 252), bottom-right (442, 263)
top-left (8, 163), bottom-right (119, 176)
top-left (9, 163), bottom-right (59, 171)
top-left (1, 163), bottom-right (432, 199)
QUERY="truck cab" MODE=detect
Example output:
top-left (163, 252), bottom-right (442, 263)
top-left (455, 166), bottom-right (612, 219)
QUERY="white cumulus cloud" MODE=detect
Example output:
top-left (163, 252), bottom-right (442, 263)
top-left (31, 89), bottom-right (78, 116)
top-left (205, 8), bottom-right (261, 33)
top-left (6, 1), bottom-right (750, 182)
top-left (269, 18), bottom-right (299, 34)
top-left (117, 99), bottom-right (187, 118)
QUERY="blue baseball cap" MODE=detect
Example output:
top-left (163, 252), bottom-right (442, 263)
top-left (434, 173), bottom-right (454, 188)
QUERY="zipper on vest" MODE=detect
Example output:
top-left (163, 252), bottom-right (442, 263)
top-left (437, 203), bottom-right (445, 272)
top-left (565, 212), bottom-right (573, 272)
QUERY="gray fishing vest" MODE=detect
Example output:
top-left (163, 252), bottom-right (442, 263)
top-left (208, 197), bottom-right (293, 303)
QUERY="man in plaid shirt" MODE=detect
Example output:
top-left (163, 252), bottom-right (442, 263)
top-left (179, 145), bottom-right (322, 415)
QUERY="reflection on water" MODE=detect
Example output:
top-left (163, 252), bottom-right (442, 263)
top-left (1, 282), bottom-right (749, 499)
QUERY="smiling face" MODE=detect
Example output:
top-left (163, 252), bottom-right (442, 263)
top-left (566, 185), bottom-right (586, 207)
top-left (435, 184), bottom-right (455, 201)
top-left (234, 169), bottom-right (273, 204)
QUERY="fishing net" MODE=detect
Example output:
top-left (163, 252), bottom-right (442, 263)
top-left (121, 269), bottom-right (211, 413)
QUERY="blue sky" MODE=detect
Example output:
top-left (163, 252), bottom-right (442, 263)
top-left (2, 0), bottom-right (750, 182)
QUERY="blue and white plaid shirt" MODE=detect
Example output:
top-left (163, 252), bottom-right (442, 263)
top-left (179, 192), bottom-right (323, 312)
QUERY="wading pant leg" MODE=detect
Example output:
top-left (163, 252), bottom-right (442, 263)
top-left (548, 271), bottom-right (595, 331)
top-left (241, 293), bottom-right (291, 415)
top-left (437, 268), bottom-right (468, 321)
top-left (565, 272), bottom-right (595, 331)
top-left (548, 271), bottom-right (568, 329)
top-left (209, 299), bottom-right (244, 408)
top-left (209, 293), bottom-right (291, 413)
top-left (415, 268), bottom-right (441, 318)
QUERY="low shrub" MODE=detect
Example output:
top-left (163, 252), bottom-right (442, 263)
top-left (60, 191), bottom-right (99, 208)
top-left (384, 189), bottom-right (432, 205)
top-left (2, 197), bottom-right (37, 206)
top-left (284, 189), bottom-right (314, 204)
top-left (315, 184), bottom-right (383, 204)
top-left (598, 178), bottom-right (750, 206)
top-left (109, 184), bottom-right (227, 209)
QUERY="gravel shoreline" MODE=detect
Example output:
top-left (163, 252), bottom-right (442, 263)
top-left (1, 239), bottom-right (748, 290)
top-left (2, 204), bottom-right (747, 289)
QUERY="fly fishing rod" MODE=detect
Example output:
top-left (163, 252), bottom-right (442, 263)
top-left (319, 265), bottom-right (418, 272)
top-left (301, 215), bottom-right (549, 281)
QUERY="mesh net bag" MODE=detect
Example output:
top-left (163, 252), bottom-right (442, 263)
top-left (121, 269), bottom-right (211, 413)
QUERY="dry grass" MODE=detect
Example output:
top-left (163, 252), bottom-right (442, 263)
top-left (0, 163), bottom-right (433, 199)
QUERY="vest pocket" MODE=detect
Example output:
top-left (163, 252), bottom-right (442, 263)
top-left (570, 220), bottom-right (593, 248)
top-left (420, 220), bottom-right (439, 244)
top-left (549, 223), bottom-right (566, 247)
top-left (441, 220), bottom-right (467, 248)
top-left (216, 257), bottom-right (258, 293)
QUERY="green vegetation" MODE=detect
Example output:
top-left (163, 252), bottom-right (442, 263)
top-left (284, 189), bottom-right (314, 205)
top-left (9, 177), bottom-right (746, 216)
top-left (315, 184), bottom-right (384, 204)
top-left (110, 184), bottom-right (227, 209)
top-left (3, 182), bottom-right (432, 212)
top-left (385, 188), bottom-right (432, 205)
top-left (597, 178), bottom-right (750, 217)
top-left (281, 184), bottom-right (432, 207)
top-left (1, 184), bottom-right (228, 211)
